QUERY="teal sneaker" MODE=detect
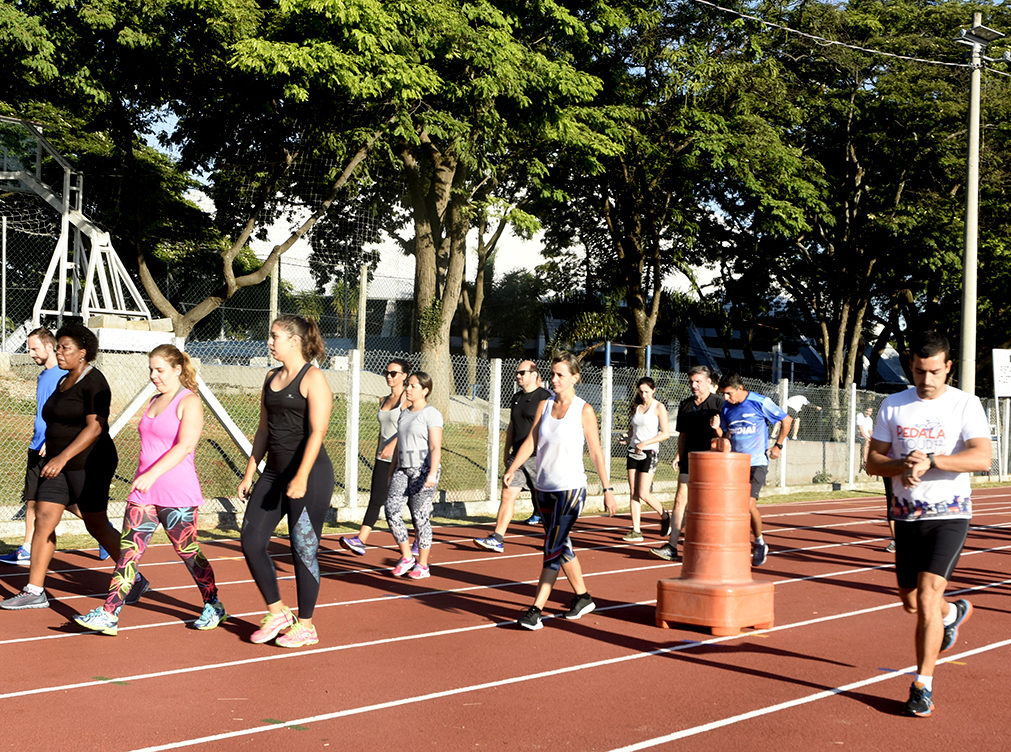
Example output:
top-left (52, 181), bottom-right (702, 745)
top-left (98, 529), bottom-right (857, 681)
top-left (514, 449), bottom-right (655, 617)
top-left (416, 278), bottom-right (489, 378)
top-left (74, 606), bottom-right (119, 636)
top-left (193, 600), bottom-right (228, 631)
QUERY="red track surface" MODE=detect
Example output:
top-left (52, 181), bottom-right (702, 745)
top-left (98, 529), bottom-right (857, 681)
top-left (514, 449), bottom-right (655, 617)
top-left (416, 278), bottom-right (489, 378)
top-left (2, 489), bottom-right (1011, 750)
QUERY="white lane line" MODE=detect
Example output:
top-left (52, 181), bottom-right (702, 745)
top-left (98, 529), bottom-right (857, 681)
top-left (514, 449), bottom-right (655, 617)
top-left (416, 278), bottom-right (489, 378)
top-left (608, 638), bottom-right (1011, 751)
top-left (123, 601), bottom-right (1011, 752)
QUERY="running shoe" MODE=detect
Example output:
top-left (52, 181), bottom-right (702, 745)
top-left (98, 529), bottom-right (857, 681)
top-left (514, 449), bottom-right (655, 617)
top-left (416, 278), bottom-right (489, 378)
top-left (562, 592), bottom-right (596, 620)
top-left (407, 564), bottom-right (430, 580)
top-left (940, 599), bottom-right (973, 653)
top-left (650, 543), bottom-right (677, 561)
top-left (751, 540), bottom-right (769, 567)
top-left (339, 535), bottom-right (367, 556)
top-left (73, 606), bottom-right (119, 636)
top-left (250, 606), bottom-right (295, 644)
top-left (98, 545), bottom-right (110, 561)
top-left (660, 511), bottom-right (672, 537)
top-left (194, 600), bottom-right (228, 631)
top-left (0, 588), bottom-right (49, 610)
top-left (517, 605), bottom-right (543, 630)
top-left (473, 535), bottom-right (504, 553)
top-left (391, 556), bottom-right (416, 577)
top-left (904, 681), bottom-right (934, 717)
top-left (0, 545), bottom-right (31, 565)
top-left (885, 540), bottom-right (896, 553)
top-left (411, 540), bottom-right (420, 557)
top-left (124, 573), bottom-right (150, 605)
top-left (276, 621), bottom-right (319, 648)
top-left (622, 529), bottom-right (644, 542)
top-left (523, 514), bottom-right (542, 526)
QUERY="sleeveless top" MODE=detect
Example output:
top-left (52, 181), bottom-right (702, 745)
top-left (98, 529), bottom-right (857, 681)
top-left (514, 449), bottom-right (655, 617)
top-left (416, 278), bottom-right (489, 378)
top-left (128, 389), bottom-right (202, 508)
top-left (535, 396), bottom-right (588, 492)
top-left (264, 363), bottom-right (326, 475)
top-left (376, 394), bottom-right (404, 462)
top-left (629, 400), bottom-right (661, 448)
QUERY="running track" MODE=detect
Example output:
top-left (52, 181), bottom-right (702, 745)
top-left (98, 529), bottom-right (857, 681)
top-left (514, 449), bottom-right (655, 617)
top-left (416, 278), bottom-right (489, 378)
top-left (2, 489), bottom-right (1010, 750)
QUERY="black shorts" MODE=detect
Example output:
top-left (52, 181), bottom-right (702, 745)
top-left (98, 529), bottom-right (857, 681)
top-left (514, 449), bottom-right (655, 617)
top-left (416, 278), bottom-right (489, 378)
top-left (749, 465), bottom-right (769, 500)
top-left (626, 450), bottom-right (659, 474)
top-left (893, 518), bottom-right (970, 590)
top-left (35, 445), bottom-right (118, 514)
top-left (22, 449), bottom-right (44, 502)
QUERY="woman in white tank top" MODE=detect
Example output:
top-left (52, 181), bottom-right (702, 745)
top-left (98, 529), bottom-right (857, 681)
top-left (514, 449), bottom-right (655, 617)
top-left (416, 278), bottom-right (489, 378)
top-left (621, 377), bottom-right (670, 542)
top-left (504, 352), bottom-right (617, 631)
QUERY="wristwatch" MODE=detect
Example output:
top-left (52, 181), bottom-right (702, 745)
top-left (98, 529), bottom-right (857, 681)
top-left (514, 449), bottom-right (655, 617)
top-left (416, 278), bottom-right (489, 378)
top-left (604, 486), bottom-right (615, 493)
top-left (774, 442), bottom-right (783, 450)
top-left (927, 452), bottom-right (936, 469)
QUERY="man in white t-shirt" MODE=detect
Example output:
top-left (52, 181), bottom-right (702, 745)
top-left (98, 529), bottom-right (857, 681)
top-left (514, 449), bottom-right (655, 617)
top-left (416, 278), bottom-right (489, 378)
top-left (867, 331), bottom-right (991, 718)
top-left (855, 405), bottom-right (874, 470)
top-left (785, 394), bottom-right (821, 440)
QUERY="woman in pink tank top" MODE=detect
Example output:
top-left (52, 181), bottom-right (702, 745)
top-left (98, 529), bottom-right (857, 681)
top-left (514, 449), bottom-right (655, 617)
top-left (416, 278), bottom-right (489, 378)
top-left (72, 345), bottom-right (226, 636)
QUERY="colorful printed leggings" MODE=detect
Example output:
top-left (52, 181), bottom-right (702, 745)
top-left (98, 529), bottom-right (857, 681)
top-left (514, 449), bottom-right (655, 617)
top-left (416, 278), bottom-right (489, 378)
top-left (385, 466), bottom-right (437, 550)
top-left (536, 488), bottom-right (586, 571)
top-left (105, 502), bottom-right (217, 612)
top-left (241, 462), bottom-right (334, 620)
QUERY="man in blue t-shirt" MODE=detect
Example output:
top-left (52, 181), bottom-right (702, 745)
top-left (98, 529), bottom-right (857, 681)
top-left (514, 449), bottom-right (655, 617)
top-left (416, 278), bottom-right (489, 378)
top-left (712, 371), bottom-right (791, 567)
top-left (0, 328), bottom-right (80, 565)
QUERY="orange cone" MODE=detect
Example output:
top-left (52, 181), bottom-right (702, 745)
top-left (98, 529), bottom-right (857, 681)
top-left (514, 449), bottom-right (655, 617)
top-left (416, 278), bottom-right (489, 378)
top-left (656, 439), bottom-right (774, 636)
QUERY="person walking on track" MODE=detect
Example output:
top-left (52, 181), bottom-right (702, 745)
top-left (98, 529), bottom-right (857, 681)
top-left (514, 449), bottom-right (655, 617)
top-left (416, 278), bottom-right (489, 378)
top-left (620, 376), bottom-right (670, 542)
top-left (2, 325), bottom-right (129, 611)
top-left (73, 345), bottom-right (226, 635)
top-left (384, 371), bottom-right (443, 579)
top-left (239, 315), bottom-right (335, 648)
top-left (505, 352), bottom-right (617, 631)
top-left (474, 360), bottom-right (551, 553)
top-left (711, 371), bottom-right (791, 568)
top-left (339, 358), bottom-right (416, 557)
top-left (866, 331), bottom-right (990, 717)
top-left (652, 365), bottom-right (721, 561)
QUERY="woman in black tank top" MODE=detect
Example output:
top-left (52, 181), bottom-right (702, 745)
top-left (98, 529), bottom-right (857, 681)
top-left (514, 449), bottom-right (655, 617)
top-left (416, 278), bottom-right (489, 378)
top-left (239, 316), bottom-right (335, 649)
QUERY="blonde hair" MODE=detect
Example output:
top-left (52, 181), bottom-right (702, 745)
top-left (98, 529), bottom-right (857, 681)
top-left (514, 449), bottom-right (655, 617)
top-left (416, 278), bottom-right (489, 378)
top-left (149, 344), bottom-right (198, 392)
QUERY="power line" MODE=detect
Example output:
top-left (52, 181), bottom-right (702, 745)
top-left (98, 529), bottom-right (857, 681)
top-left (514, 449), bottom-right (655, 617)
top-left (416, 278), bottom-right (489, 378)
top-left (690, 0), bottom-right (971, 69)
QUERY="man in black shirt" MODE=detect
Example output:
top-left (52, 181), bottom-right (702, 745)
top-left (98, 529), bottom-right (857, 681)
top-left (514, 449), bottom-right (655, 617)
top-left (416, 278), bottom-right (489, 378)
top-left (474, 361), bottom-right (551, 553)
top-left (652, 365), bottom-right (721, 561)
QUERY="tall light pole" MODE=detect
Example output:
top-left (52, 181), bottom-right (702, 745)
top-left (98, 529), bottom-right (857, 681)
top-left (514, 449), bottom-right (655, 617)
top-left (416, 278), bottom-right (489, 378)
top-left (954, 13), bottom-right (1004, 395)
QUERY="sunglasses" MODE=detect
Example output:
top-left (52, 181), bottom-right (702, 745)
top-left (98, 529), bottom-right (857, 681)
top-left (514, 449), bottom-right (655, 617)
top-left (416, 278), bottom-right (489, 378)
top-left (384, 370), bottom-right (405, 377)
top-left (515, 369), bottom-right (537, 376)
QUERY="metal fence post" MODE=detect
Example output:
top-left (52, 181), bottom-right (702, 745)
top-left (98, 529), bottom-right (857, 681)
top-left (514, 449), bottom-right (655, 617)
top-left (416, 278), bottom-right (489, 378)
top-left (487, 358), bottom-right (502, 503)
top-left (357, 263), bottom-right (367, 352)
top-left (346, 349), bottom-right (361, 511)
top-left (846, 381), bottom-right (857, 487)
top-left (601, 365), bottom-right (613, 484)
top-left (779, 378), bottom-right (789, 490)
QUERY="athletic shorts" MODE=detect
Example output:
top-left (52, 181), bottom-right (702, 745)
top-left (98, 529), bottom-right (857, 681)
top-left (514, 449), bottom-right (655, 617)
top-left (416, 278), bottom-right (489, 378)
top-left (893, 518), bottom-right (969, 589)
top-left (22, 449), bottom-right (44, 502)
top-left (626, 450), bottom-right (659, 474)
top-left (749, 465), bottom-right (769, 500)
top-left (506, 454), bottom-right (538, 491)
top-left (678, 472), bottom-right (690, 484)
top-left (35, 446), bottom-right (118, 514)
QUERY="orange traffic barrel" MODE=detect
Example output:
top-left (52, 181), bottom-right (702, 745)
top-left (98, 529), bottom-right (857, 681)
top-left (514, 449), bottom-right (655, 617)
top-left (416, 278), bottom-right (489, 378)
top-left (655, 439), bottom-right (774, 636)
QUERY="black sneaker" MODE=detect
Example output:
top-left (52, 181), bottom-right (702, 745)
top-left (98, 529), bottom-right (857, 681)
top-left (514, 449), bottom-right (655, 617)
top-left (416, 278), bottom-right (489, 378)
top-left (751, 540), bottom-right (768, 567)
top-left (650, 543), bottom-right (677, 561)
top-left (124, 573), bottom-right (150, 606)
top-left (562, 592), bottom-right (595, 620)
top-left (940, 599), bottom-right (973, 653)
top-left (660, 511), bottom-right (672, 537)
top-left (517, 606), bottom-right (543, 630)
top-left (904, 682), bottom-right (934, 717)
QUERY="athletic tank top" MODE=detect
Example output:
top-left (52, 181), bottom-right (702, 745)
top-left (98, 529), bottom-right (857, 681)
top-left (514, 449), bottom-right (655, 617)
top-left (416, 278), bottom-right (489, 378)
top-left (629, 400), bottom-right (661, 447)
top-left (376, 395), bottom-right (403, 462)
top-left (263, 363), bottom-right (317, 474)
top-left (535, 396), bottom-right (588, 492)
top-left (128, 389), bottom-right (202, 508)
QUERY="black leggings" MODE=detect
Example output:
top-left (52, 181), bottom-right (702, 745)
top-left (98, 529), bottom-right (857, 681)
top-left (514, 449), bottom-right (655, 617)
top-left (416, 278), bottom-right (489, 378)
top-left (361, 459), bottom-right (392, 529)
top-left (241, 456), bottom-right (334, 620)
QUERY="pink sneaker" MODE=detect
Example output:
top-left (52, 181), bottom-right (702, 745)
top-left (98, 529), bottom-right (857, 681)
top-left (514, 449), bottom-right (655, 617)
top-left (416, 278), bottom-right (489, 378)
top-left (391, 556), bottom-right (416, 577)
top-left (276, 621), bottom-right (319, 648)
top-left (407, 564), bottom-right (430, 580)
top-left (250, 607), bottom-right (294, 644)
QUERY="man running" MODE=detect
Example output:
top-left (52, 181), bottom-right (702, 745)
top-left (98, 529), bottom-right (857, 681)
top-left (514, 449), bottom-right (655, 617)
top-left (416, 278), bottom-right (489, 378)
top-left (474, 361), bottom-right (551, 553)
top-left (712, 372), bottom-right (791, 567)
top-left (866, 331), bottom-right (990, 717)
top-left (651, 365), bottom-right (721, 561)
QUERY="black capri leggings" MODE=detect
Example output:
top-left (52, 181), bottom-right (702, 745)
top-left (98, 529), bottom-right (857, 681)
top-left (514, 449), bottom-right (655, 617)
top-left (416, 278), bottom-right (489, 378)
top-left (361, 459), bottom-right (392, 529)
top-left (241, 453), bottom-right (334, 620)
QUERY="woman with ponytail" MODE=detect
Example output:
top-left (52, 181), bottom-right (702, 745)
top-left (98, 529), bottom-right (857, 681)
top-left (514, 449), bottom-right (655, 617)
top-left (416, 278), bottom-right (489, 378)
top-left (73, 344), bottom-right (226, 635)
top-left (239, 315), bottom-right (335, 648)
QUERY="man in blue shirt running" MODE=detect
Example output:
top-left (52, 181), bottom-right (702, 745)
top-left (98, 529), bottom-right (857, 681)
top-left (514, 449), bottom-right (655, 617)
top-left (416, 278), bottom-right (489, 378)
top-left (712, 371), bottom-right (791, 567)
